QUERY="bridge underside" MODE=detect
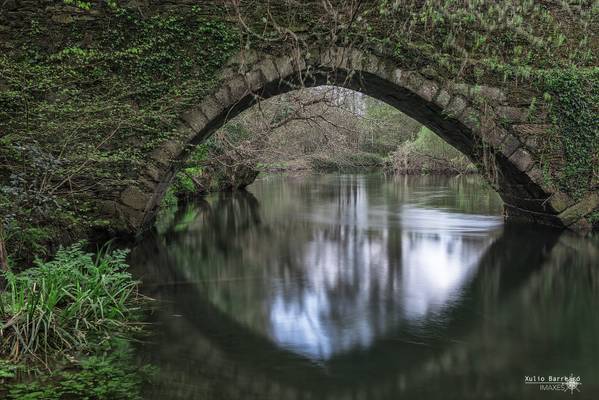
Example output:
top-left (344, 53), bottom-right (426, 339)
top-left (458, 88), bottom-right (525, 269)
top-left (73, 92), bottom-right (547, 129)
top-left (106, 48), bottom-right (597, 235)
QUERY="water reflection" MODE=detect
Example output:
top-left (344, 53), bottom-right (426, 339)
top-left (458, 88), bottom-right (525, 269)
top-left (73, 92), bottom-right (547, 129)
top-left (132, 174), bottom-right (599, 399)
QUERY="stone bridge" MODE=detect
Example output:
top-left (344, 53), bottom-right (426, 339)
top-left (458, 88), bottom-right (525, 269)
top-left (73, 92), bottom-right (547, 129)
top-left (1, 1), bottom-right (597, 238)
top-left (114, 46), bottom-right (596, 234)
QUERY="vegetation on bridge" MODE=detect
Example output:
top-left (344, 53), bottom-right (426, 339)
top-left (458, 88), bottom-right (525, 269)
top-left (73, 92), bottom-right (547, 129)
top-left (0, 0), bottom-right (597, 265)
top-left (0, 4), bottom-right (239, 266)
top-left (0, 0), bottom-right (597, 396)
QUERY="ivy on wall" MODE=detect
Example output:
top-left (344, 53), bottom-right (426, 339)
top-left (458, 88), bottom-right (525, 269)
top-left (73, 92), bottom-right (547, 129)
top-left (0, 4), bottom-right (239, 265)
top-left (541, 68), bottom-right (599, 199)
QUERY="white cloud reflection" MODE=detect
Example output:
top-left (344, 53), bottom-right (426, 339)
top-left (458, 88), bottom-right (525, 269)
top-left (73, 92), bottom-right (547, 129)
top-left (268, 181), bottom-right (502, 361)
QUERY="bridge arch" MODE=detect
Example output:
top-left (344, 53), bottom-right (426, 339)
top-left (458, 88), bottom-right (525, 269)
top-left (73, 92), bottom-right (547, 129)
top-left (113, 47), bottom-right (589, 233)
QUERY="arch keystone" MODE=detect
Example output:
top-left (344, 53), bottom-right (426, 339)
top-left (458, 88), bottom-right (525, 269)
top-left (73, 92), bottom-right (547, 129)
top-left (434, 88), bottom-right (451, 108)
top-left (349, 48), bottom-right (365, 71)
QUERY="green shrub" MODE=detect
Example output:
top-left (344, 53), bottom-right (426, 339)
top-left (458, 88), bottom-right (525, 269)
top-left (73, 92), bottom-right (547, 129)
top-left (0, 243), bottom-right (143, 362)
top-left (4, 338), bottom-right (155, 400)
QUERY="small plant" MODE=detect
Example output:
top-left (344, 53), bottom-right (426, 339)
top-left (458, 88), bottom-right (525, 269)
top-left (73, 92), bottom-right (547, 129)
top-left (0, 243), bottom-right (153, 399)
top-left (0, 243), bottom-right (144, 362)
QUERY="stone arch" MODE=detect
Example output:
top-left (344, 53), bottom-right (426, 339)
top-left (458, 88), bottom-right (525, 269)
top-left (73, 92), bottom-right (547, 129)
top-left (115, 47), bottom-right (593, 234)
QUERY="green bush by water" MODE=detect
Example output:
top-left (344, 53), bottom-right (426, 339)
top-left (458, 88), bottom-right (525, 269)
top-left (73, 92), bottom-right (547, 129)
top-left (0, 243), bottom-right (152, 399)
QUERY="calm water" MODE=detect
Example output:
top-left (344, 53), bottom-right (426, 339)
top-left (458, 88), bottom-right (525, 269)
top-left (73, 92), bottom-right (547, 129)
top-left (131, 174), bottom-right (599, 400)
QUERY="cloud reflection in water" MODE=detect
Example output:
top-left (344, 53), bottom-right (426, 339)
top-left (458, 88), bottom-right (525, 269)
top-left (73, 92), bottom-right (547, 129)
top-left (268, 181), bottom-right (502, 361)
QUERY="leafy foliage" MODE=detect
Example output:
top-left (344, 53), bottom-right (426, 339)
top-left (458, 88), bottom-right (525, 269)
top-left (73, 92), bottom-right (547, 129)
top-left (4, 339), bottom-right (154, 400)
top-left (0, 6), bottom-right (239, 264)
top-left (0, 243), bottom-right (152, 399)
top-left (539, 68), bottom-right (599, 198)
top-left (0, 243), bottom-right (143, 361)
top-left (387, 127), bottom-right (475, 175)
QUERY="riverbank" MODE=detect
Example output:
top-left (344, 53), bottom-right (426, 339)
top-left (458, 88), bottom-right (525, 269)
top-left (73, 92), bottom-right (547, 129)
top-left (0, 243), bottom-right (154, 399)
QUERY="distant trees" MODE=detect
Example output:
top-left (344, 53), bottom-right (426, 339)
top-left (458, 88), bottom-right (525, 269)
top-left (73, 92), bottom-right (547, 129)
top-left (167, 85), bottom-right (474, 200)
top-left (168, 83), bottom-right (482, 199)
top-left (386, 127), bottom-right (475, 175)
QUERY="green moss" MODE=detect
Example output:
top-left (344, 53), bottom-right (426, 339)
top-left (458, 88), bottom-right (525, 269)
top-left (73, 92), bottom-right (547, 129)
top-left (539, 68), bottom-right (599, 199)
top-left (0, 6), bottom-right (239, 264)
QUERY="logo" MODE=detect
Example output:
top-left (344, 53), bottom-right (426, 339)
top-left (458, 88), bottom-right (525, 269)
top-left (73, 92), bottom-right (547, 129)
top-left (524, 374), bottom-right (582, 395)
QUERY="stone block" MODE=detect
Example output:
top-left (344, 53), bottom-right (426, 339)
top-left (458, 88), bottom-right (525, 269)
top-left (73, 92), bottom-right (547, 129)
top-left (349, 48), bottom-right (365, 71)
top-left (403, 71), bottom-right (424, 93)
top-left (526, 166), bottom-right (557, 194)
top-left (213, 85), bottom-right (232, 108)
top-left (364, 53), bottom-right (381, 74)
top-left (391, 68), bottom-right (403, 86)
top-left (548, 191), bottom-right (573, 213)
top-left (449, 82), bottom-right (470, 98)
top-left (149, 140), bottom-right (183, 165)
top-left (434, 88), bottom-right (451, 108)
top-left (200, 95), bottom-right (225, 121)
top-left (181, 107), bottom-right (208, 132)
top-left (558, 192), bottom-right (599, 226)
top-left (479, 114), bottom-right (506, 148)
top-left (417, 79), bottom-right (439, 102)
top-left (508, 148), bottom-right (534, 172)
top-left (144, 165), bottom-right (161, 182)
top-left (459, 107), bottom-right (481, 131)
top-left (254, 58), bottom-right (279, 83)
top-left (511, 123), bottom-right (552, 139)
top-left (319, 47), bottom-right (334, 68)
top-left (120, 186), bottom-right (151, 211)
top-left (332, 47), bottom-right (351, 70)
top-left (445, 95), bottom-right (468, 118)
top-left (477, 85), bottom-right (507, 104)
top-left (496, 106), bottom-right (529, 124)
top-left (304, 48), bottom-right (321, 66)
top-left (499, 134), bottom-right (521, 158)
top-left (272, 55), bottom-right (295, 81)
top-left (227, 74), bottom-right (249, 100)
top-left (116, 203), bottom-right (144, 230)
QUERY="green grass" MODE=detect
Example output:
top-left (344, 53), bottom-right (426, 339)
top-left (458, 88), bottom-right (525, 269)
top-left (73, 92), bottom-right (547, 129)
top-left (0, 243), bottom-right (153, 399)
top-left (0, 243), bottom-right (144, 362)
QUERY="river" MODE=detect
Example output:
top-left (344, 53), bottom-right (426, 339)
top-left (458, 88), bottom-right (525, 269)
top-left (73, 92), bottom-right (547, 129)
top-left (130, 174), bottom-right (599, 399)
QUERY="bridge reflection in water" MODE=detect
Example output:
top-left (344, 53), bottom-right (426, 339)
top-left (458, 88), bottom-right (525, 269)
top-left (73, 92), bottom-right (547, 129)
top-left (131, 175), bottom-right (599, 400)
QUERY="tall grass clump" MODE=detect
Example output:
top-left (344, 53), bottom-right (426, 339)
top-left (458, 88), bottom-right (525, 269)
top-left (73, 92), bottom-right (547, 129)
top-left (0, 242), bottom-right (143, 363)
